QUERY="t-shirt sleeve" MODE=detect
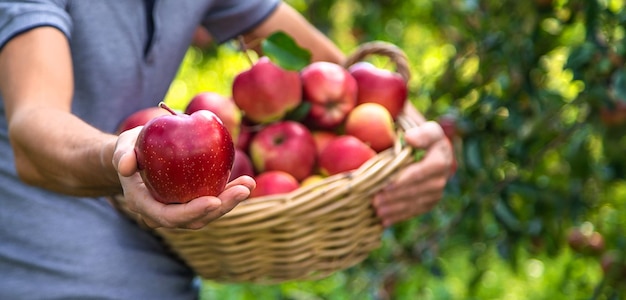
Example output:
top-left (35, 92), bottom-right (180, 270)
top-left (201, 0), bottom-right (281, 44)
top-left (0, 0), bottom-right (71, 50)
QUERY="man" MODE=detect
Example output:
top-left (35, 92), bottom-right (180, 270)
top-left (0, 0), bottom-right (452, 298)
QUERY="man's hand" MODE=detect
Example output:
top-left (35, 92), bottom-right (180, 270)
top-left (112, 127), bottom-right (255, 229)
top-left (373, 121), bottom-right (453, 227)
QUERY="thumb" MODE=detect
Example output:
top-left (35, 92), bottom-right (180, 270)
top-left (113, 127), bottom-right (142, 177)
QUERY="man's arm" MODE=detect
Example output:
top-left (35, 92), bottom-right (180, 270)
top-left (242, 2), bottom-right (346, 64)
top-left (0, 26), bottom-right (121, 196)
top-left (0, 26), bottom-right (255, 229)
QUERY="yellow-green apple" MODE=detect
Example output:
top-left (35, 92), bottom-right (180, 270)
top-left (300, 174), bottom-right (325, 187)
top-left (135, 103), bottom-right (235, 204)
top-left (249, 121), bottom-right (316, 181)
top-left (345, 103), bottom-right (396, 152)
top-left (228, 148), bottom-right (255, 182)
top-left (348, 62), bottom-right (408, 119)
top-left (232, 56), bottom-right (302, 124)
top-left (116, 106), bottom-right (169, 134)
top-left (301, 61), bottom-right (357, 129)
top-left (318, 135), bottom-right (376, 176)
top-left (250, 170), bottom-right (300, 198)
top-left (185, 91), bottom-right (242, 143)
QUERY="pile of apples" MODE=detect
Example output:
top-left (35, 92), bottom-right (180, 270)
top-left (229, 55), bottom-right (408, 198)
top-left (119, 55), bottom-right (408, 201)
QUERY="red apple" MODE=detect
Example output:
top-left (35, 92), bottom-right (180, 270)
top-left (318, 135), bottom-right (377, 176)
top-left (229, 148), bottom-right (255, 182)
top-left (135, 103), bottom-right (235, 204)
top-left (234, 120), bottom-right (257, 152)
top-left (116, 106), bottom-right (170, 134)
top-left (348, 61), bottom-right (408, 119)
top-left (438, 115), bottom-right (458, 140)
top-left (301, 61), bottom-right (358, 129)
top-left (345, 103), bottom-right (396, 152)
top-left (232, 56), bottom-right (302, 124)
top-left (185, 91), bottom-right (242, 143)
top-left (250, 170), bottom-right (300, 198)
top-left (249, 121), bottom-right (316, 181)
top-left (311, 130), bottom-right (338, 156)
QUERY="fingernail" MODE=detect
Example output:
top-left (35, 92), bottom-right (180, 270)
top-left (236, 188), bottom-right (251, 202)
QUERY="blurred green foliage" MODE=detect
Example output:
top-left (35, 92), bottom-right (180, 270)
top-left (164, 0), bottom-right (626, 299)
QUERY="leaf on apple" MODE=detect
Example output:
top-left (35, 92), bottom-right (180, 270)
top-left (283, 101), bottom-right (312, 122)
top-left (261, 31), bottom-right (311, 71)
top-left (413, 149), bottom-right (426, 162)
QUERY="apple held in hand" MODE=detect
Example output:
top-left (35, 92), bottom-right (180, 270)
top-left (318, 135), bottom-right (376, 176)
top-left (116, 106), bottom-right (170, 134)
top-left (249, 120), bottom-right (316, 181)
top-left (185, 91), bottom-right (242, 143)
top-left (232, 56), bottom-right (302, 124)
top-left (135, 103), bottom-right (235, 204)
top-left (301, 61), bottom-right (358, 129)
top-left (348, 62), bottom-right (408, 119)
top-left (345, 103), bottom-right (396, 152)
top-left (250, 170), bottom-right (300, 198)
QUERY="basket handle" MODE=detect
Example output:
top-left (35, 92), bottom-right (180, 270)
top-left (343, 41), bottom-right (411, 83)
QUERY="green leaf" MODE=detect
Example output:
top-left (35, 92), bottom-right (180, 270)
top-left (283, 101), bottom-right (311, 122)
top-left (261, 31), bottom-right (312, 71)
top-left (413, 149), bottom-right (426, 162)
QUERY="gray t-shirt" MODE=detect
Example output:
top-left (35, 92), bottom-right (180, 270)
top-left (0, 0), bottom-right (279, 298)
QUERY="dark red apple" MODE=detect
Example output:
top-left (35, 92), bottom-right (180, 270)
top-left (301, 61), bottom-right (358, 129)
top-left (116, 106), bottom-right (170, 134)
top-left (229, 148), bottom-right (255, 182)
top-left (249, 121), bottom-right (316, 181)
top-left (185, 91), bottom-right (242, 143)
top-left (232, 56), bottom-right (302, 124)
top-left (348, 61), bottom-right (408, 119)
top-left (135, 102), bottom-right (235, 204)
top-left (250, 171), bottom-right (300, 198)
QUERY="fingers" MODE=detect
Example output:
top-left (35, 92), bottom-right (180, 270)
top-left (404, 121), bottom-right (445, 149)
top-left (391, 136), bottom-right (453, 188)
top-left (122, 175), bottom-right (255, 229)
top-left (372, 121), bottom-right (454, 227)
top-left (225, 175), bottom-right (256, 191)
top-left (112, 126), bottom-right (258, 229)
top-left (374, 189), bottom-right (443, 227)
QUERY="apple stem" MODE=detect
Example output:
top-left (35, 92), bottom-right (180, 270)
top-left (159, 102), bottom-right (178, 115)
top-left (237, 35), bottom-right (254, 67)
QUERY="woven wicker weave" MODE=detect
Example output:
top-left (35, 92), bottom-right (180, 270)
top-left (113, 41), bottom-right (421, 284)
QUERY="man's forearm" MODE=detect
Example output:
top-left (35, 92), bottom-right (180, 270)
top-left (244, 2), bottom-right (346, 64)
top-left (0, 27), bottom-right (122, 197)
top-left (8, 107), bottom-right (122, 196)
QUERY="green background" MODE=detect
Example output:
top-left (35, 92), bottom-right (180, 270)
top-left (163, 0), bottom-right (626, 299)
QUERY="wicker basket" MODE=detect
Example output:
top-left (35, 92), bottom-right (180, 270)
top-left (113, 41), bottom-right (421, 284)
